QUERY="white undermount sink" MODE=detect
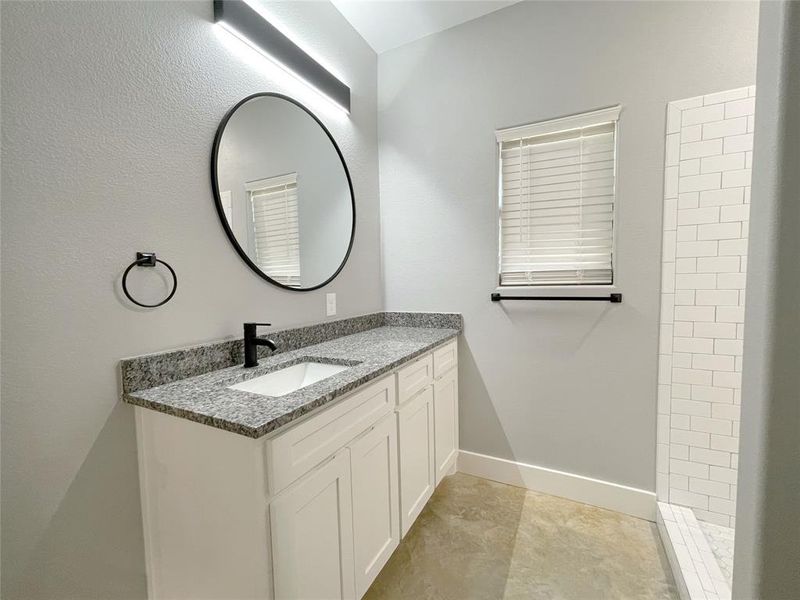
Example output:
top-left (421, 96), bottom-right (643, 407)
top-left (229, 361), bottom-right (350, 397)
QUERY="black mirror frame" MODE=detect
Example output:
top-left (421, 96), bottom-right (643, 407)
top-left (210, 92), bottom-right (356, 292)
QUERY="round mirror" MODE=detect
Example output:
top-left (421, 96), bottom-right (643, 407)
top-left (212, 93), bottom-right (355, 290)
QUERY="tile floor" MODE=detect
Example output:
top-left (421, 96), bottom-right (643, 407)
top-left (697, 521), bottom-right (734, 586)
top-left (657, 503), bottom-right (730, 600)
top-left (366, 473), bottom-right (678, 600)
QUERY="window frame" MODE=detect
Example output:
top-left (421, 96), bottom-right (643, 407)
top-left (495, 105), bottom-right (622, 292)
top-left (245, 172), bottom-right (302, 288)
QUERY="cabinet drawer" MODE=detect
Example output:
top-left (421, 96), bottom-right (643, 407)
top-left (433, 340), bottom-right (458, 379)
top-left (396, 353), bottom-right (433, 405)
top-left (265, 375), bottom-right (395, 494)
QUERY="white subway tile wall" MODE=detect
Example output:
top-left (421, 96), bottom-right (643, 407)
top-left (657, 87), bottom-right (754, 527)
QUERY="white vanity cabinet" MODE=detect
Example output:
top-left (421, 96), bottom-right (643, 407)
top-left (270, 450), bottom-right (356, 600)
top-left (135, 338), bottom-right (458, 600)
top-left (349, 412), bottom-right (400, 597)
top-left (397, 385), bottom-right (435, 535)
top-left (433, 367), bottom-right (459, 485)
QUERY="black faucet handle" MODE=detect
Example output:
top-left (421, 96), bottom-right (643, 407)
top-left (243, 323), bottom-right (271, 341)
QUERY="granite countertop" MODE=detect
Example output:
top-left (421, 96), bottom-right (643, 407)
top-left (123, 325), bottom-right (459, 438)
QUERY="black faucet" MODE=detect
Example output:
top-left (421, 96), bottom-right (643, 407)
top-left (243, 322), bottom-right (277, 368)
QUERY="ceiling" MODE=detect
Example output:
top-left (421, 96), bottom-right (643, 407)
top-left (331, 0), bottom-right (521, 54)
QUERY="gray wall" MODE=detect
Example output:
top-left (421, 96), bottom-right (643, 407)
top-left (0, 1), bottom-right (380, 597)
top-left (733, 1), bottom-right (800, 598)
top-left (378, 1), bottom-right (758, 490)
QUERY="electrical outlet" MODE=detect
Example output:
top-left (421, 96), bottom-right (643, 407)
top-left (326, 293), bottom-right (336, 317)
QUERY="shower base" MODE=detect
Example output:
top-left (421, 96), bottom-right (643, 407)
top-left (657, 503), bottom-right (734, 600)
top-left (698, 520), bottom-right (735, 586)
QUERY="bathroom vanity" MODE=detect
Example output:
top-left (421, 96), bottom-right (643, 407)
top-left (117, 90), bottom-right (463, 599)
top-left (122, 313), bottom-right (460, 599)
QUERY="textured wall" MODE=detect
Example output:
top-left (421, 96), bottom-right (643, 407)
top-left (0, 1), bottom-right (379, 597)
top-left (378, 1), bottom-right (758, 491)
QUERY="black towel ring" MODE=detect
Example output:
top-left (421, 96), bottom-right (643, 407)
top-left (122, 252), bottom-right (177, 308)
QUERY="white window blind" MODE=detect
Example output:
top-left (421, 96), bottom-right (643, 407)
top-left (246, 173), bottom-right (301, 288)
top-left (497, 105), bottom-right (620, 286)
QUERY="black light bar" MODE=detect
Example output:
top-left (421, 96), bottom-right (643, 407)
top-left (214, 0), bottom-right (351, 112)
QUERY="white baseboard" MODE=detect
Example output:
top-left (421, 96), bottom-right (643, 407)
top-left (457, 450), bottom-right (656, 521)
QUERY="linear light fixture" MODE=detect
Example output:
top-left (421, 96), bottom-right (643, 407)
top-left (214, 0), bottom-right (351, 113)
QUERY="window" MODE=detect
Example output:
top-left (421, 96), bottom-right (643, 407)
top-left (246, 173), bottom-right (301, 288)
top-left (497, 105), bottom-right (620, 286)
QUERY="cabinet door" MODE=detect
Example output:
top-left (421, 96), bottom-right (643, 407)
top-left (270, 450), bottom-right (356, 600)
top-left (397, 386), bottom-right (435, 537)
top-left (349, 413), bottom-right (400, 597)
top-left (433, 368), bottom-right (459, 485)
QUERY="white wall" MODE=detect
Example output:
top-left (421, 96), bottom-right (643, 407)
top-left (378, 1), bottom-right (758, 491)
top-left (656, 87), bottom-right (755, 528)
top-left (0, 1), bottom-right (380, 597)
top-left (733, 1), bottom-right (800, 597)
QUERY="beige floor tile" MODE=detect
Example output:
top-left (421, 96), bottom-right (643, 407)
top-left (366, 473), bottom-right (677, 600)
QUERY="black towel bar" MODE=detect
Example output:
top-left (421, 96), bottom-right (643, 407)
top-left (491, 293), bottom-right (622, 303)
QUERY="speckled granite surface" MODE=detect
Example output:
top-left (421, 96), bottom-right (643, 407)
top-left (121, 311), bottom-right (461, 394)
top-left (383, 312), bottom-right (461, 329)
top-left (122, 318), bottom-right (460, 439)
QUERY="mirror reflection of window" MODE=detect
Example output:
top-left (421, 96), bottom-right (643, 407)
top-left (213, 94), bottom-right (354, 290)
top-left (245, 173), bottom-right (301, 288)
